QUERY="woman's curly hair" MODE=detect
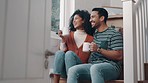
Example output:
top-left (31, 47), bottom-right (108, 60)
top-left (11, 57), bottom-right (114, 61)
top-left (69, 9), bottom-right (95, 36)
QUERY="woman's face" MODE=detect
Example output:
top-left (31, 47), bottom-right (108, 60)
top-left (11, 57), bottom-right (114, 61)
top-left (73, 14), bottom-right (84, 29)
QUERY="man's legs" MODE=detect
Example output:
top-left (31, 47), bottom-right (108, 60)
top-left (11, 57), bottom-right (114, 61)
top-left (90, 62), bottom-right (120, 83)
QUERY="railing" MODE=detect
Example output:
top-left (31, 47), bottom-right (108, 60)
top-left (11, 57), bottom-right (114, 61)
top-left (122, 0), bottom-right (148, 83)
top-left (135, 0), bottom-right (148, 81)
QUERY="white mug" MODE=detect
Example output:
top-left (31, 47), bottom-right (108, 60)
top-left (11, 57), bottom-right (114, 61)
top-left (83, 42), bottom-right (91, 52)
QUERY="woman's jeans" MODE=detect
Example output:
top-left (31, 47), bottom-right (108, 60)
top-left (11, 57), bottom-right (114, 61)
top-left (67, 62), bottom-right (120, 83)
top-left (53, 50), bottom-right (82, 78)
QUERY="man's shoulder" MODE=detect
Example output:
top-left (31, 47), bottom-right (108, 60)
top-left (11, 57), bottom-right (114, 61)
top-left (107, 27), bottom-right (122, 35)
top-left (108, 27), bottom-right (118, 33)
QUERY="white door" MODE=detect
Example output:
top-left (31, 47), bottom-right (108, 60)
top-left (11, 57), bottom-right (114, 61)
top-left (0, 0), bottom-right (51, 83)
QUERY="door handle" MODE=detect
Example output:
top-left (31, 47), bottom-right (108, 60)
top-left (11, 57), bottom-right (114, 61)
top-left (45, 49), bottom-right (54, 58)
top-left (44, 50), bottom-right (54, 69)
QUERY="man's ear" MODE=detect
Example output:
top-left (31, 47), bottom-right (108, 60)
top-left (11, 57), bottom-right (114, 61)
top-left (100, 16), bottom-right (105, 22)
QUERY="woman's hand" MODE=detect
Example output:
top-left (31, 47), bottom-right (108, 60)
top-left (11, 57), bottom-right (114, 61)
top-left (58, 30), bottom-right (66, 42)
top-left (58, 30), bottom-right (63, 37)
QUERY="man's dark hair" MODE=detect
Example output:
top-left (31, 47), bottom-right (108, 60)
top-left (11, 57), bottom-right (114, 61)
top-left (69, 9), bottom-right (95, 36)
top-left (92, 8), bottom-right (108, 23)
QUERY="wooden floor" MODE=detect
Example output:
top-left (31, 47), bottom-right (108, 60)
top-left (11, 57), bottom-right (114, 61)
top-left (50, 77), bottom-right (124, 83)
top-left (51, 78), bottom-right (148, 83)
top-left (138, 80), bottom-right (148, 83)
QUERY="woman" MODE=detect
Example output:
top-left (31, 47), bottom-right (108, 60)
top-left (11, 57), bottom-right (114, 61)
top-left (53, 9), bottom-right (95, 83)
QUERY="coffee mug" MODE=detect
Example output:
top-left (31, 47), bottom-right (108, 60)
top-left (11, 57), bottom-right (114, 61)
top-left (83, 42), bottom-right (91, 52)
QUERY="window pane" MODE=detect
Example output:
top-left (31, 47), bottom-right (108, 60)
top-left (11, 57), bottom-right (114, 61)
top-left (51, 0), bottom-right (60, 32)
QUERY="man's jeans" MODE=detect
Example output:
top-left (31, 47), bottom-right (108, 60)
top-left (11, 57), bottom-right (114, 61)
top-left (67, 62), bottom-right (120, 83)
top-left (53, 50), bottom-right (82, 78)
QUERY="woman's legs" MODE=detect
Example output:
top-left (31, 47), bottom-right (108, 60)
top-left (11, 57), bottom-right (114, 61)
top-left (53, 50), bottom-right (83, 83)
top-left (90, 63), bottom-right (120, 83)
top-left (53, 50), bottom-right (66, 83)
top-left (67, 64), bottom-right (92, 83)
top-left (65, 51), bottom-right (83, 73)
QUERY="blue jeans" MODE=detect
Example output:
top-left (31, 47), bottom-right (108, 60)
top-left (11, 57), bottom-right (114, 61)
top-left (53, 50), bottom-right (82, 78)
top-left (67, 62), bottom-right (120, 83)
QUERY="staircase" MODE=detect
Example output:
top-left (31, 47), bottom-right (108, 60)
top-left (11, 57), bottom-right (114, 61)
top-left (49, 63), bottom-right (148, 83)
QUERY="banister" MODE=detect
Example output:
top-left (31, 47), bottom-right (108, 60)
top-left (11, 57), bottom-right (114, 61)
top-left (135, 0), bottom-right (143, 9)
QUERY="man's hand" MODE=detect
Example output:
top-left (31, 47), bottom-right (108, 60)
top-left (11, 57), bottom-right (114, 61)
top-left (90, 42), bottom-right (99, 52)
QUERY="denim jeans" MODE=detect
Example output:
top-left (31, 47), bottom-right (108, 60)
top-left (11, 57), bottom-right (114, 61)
top-left (67, 62), bottom-right (120, 83)
top-left (53, 50), bottom-right (82, 78)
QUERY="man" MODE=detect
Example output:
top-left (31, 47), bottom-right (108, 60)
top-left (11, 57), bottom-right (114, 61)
top-left (67, 8), bottom-right (123, 83)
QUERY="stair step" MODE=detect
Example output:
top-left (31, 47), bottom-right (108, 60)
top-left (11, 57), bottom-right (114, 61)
top-left (105, 80), bottom-right (123, 83)
top-left (144, 63), bottom-right (148, 80)
top-left (50, 74), bottom-right (148, 83)
top-left (50, 74), bottom-right (124, 83)
top-left (54, 78), bottom-right (148, 83)
top-left (138, 80), bottom-right (148, 83)
top-left (60, 79), bottom-right (124, 83)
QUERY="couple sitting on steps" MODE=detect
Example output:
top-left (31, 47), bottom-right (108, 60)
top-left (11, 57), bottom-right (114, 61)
top-left (53, 8), bottom-right (123, 83)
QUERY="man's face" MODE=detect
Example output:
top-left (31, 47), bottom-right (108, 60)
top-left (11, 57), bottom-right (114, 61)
top-left (90, 11), bottom-right (101, 29)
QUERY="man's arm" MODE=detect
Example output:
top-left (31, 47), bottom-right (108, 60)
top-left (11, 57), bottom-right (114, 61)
top-left (98, 48), bottom-right (123, 61)
top-left (90, 32), bottom-right (123, 61)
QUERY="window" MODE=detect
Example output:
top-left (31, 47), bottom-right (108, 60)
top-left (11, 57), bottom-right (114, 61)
top-left (51, 0), bottom-right (75, 39)
top-left (51, 0), bottom-right (60, 32)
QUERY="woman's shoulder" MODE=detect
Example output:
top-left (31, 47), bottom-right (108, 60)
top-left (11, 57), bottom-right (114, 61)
top-left (63, 31), bottom-right (74, 41)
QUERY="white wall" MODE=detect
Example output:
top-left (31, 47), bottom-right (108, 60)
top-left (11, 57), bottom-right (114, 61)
top-left (75, 0), bottom-right (122, 13)
top-left (61, 0), bottom-right (122, 29)
top-left (75, 0), bottom-right (110, 12)
top-left (110, 0), bottom-right (122, 7)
